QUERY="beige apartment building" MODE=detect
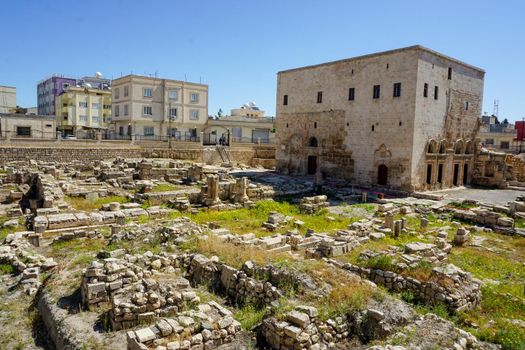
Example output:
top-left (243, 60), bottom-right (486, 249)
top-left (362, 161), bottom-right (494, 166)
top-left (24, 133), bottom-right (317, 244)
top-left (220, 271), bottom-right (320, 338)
top-left (0, 86), bottom-right (16, 113)
top-left (276, 45), bottom-right (484, 191)
top-left (111, 75), bottom-right (208, 141)
top-left (55, 86), bottom-right (112, 135)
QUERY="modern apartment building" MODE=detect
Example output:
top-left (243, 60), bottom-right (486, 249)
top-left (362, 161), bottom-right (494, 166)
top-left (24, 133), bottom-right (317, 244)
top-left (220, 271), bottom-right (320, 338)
top-left (111, 75), bottom-right (208, 141)
top-left (0, 85), bottom-right (17, 113)
top-left (37, 75), bottom-right (76, 115)
top-left (55, 85), bottom-right (112, 134)
top-left (275, 45), bottom-right (484, 191)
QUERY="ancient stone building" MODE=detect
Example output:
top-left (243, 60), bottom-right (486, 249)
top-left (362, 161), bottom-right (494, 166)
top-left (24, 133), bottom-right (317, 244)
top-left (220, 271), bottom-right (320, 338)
top-left (275, 45), bottom-right (484, 191)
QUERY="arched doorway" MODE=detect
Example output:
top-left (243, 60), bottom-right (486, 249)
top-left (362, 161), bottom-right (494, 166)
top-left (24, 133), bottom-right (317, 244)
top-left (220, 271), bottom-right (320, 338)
top-left (377, 164), bottom-right (388, 185)
top-left (308, 137), bottom-right (318, 147)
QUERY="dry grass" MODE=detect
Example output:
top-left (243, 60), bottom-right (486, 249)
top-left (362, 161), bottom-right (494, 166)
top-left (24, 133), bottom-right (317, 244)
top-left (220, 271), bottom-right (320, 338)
top-left (181, 234), bottom-right (289, 269)
top-left (65, 195), bottom-right (129, 212)
top-left (298, 260), bottom-right (373, 320)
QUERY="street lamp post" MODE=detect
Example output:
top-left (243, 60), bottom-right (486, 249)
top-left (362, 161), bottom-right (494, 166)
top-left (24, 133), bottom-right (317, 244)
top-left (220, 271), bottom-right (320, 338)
top-left (168, 102), bottom-right (172, 149)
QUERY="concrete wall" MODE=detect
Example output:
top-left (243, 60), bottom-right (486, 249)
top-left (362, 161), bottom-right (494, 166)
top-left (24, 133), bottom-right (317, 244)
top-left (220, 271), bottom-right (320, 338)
top-left (0, 114), bottom-right (56, 138)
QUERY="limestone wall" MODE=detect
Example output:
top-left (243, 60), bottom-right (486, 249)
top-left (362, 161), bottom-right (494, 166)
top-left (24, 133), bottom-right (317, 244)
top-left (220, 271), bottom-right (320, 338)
top-left (276, 46), bottom-right (484, 191)
top-left (0, 143), bottom-right (275, 168)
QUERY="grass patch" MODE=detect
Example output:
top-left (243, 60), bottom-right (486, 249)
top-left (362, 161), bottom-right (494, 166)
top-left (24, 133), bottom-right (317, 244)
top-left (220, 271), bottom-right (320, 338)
top-left (234, 304), bottom-right (267, 330)
top-left (446, 243), bottom-right (525, 350)
top-left (448, 246), bottom-right (525, 297)
top-left (51, 238), bottom-right (107, 260)
top-left (171, 200), bottom-right (356, 237)
top-left (0, 263), bottom-right (14, 275)
top-left (65, 195), bottom-right (129, 212)
top-left (349, 203), bottom-right (376, 213)
top-left (362, 254), bottom-right (395, 271)
top-left (447, 201), bottom-right (477, 210)
top-left (151, 183), bottom-right (179, 192)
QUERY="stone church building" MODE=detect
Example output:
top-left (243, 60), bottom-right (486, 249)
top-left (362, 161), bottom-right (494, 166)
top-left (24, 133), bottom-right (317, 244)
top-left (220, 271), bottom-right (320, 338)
top-left (275, 45), bottom-right (484, 191)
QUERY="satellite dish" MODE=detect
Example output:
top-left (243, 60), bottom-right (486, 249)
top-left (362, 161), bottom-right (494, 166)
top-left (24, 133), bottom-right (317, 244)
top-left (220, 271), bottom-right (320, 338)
top-left (85, 83), bottom-right (92, 88)
top-left (249, 101), bottom-right (256, 107)
top-left (95, 72), bottom-right (103, 78)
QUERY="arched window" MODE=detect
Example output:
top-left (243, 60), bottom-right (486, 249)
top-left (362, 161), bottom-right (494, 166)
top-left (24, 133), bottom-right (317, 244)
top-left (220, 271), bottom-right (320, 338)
top-left (308, 137), bottom-right (318, 147)
top-left (439, 143), bottom-right (446, 154)
top-left (455, 141), bottom-right (464, 154)
top-left (465, 141), bottom-right (473, 154)
top-left (427, 142), bottom-right (434, 154)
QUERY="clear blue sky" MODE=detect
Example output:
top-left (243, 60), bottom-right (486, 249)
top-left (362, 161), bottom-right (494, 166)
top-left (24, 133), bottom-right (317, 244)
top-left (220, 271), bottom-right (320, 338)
top-left (1, 0), bottom-right (523, 121)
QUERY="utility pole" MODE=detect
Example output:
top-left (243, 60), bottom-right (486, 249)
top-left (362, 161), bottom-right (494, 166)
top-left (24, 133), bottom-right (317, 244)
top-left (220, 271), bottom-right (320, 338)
top-left (168, 102), bottom-right (172, 149)
top-left (520, 118), bottom-right (525, 153)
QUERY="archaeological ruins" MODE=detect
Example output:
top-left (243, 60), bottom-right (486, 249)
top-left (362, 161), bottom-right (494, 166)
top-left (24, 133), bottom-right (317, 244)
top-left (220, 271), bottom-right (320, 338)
top-left (0, 48), bottom-right (524, 350)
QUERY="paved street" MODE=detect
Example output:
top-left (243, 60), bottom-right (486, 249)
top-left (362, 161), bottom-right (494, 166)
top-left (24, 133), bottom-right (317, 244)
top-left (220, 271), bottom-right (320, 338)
top-left (430, 187), bottom-right (524, 206)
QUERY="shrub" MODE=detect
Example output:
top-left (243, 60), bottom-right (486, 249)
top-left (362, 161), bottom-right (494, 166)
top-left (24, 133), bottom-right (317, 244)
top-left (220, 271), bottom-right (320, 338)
top-left (234, 304), bottom-right (267, 330)
top-left (364, 255), bottom-right (394, 271)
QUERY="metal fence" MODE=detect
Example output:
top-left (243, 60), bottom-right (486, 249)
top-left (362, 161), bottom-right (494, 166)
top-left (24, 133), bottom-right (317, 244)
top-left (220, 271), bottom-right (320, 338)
top-left (203, 132), bottom-right (229, 146)
top-left (232, 136), bottom-right (273, 144)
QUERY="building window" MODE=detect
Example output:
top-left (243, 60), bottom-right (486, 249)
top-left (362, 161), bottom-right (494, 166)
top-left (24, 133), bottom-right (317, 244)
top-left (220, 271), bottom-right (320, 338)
top-left (45, 124), bottom-right (52, 128)
top-left (448, 67), bottom-right (452, 80)
top-left (103, 104), bottom-right (111, 109)
top-left (169, 108), bottom-right (177, 118)
top-left (143, 106), bottom-right (153, 115)
top-left (143, 88), bottom-right (153, 98)
top-left (114, 88), bottom-right (120, 99)
top-left (190, 93), bottom-right (199, 103)
top-left (190, 110), bottom-right (199, 120)
top-left (348, 88), bottom-right (355, 101)
top-left (314, 122), bottom-right (317, 129)
top-left (371, 125), bottom-right (375, 131)
top-left (79, 115), bottom-right (87, 122)
top-left (485, 138), bottom-right (494, 145)
top-left (283, 95), bottom-right (288, 105)
top-left (114, 105), bottom-right (120, 116)
top-left (144, 126), bottom-right (154, 136)
top-left (79, 102), bottom-right (88, 108)
top-left (119, 126), bottom-right (124, 136)
top-left (16, 126), bottom-right (31, 137)
top-left (124, 86), bottom-right (129, 97)
top-left (317, 91), bottom-right (322, 104)
top-left (92, 116), bottom-right (100, 123)
top-left (434, 86), bottom-right (439, 100)
top-left (92, 103), bottom-right (101, 109)
top-left (465, 101), bottom-right (469, 110)
top-left (62, 83), bottom-right (70, 90)
top-left (423, 83), bottom-right (428, 97)
top-left (168, 90), bottom-right (178, 100)
top-left (437, 164), bottom-right (443, 183)
top-left (393, 82), bottom-right (401, 98)
top-left (373, 85), bottom-right (380, 99)
top-left (426, 164), bottom-right (432, 184)
top-left (124, 104), bottom-right (129, 116)
top-left (500, 141), bottom-right (510, 149)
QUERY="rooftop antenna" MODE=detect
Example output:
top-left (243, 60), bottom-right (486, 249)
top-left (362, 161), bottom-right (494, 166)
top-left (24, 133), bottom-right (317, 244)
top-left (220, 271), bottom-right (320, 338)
top-left (493, 99), bottom-right (499, 117)
top-left (184, 74), bottom-right (187, 82)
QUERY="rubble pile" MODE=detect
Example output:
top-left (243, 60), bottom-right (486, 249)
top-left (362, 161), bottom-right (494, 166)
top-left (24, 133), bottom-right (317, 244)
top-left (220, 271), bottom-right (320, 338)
top-left (127, 302), bottom-right (242, 350)
top-left (299, 195), bottom-right (329, 214)
top-left (338, 260), bottom-right (481, 312)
